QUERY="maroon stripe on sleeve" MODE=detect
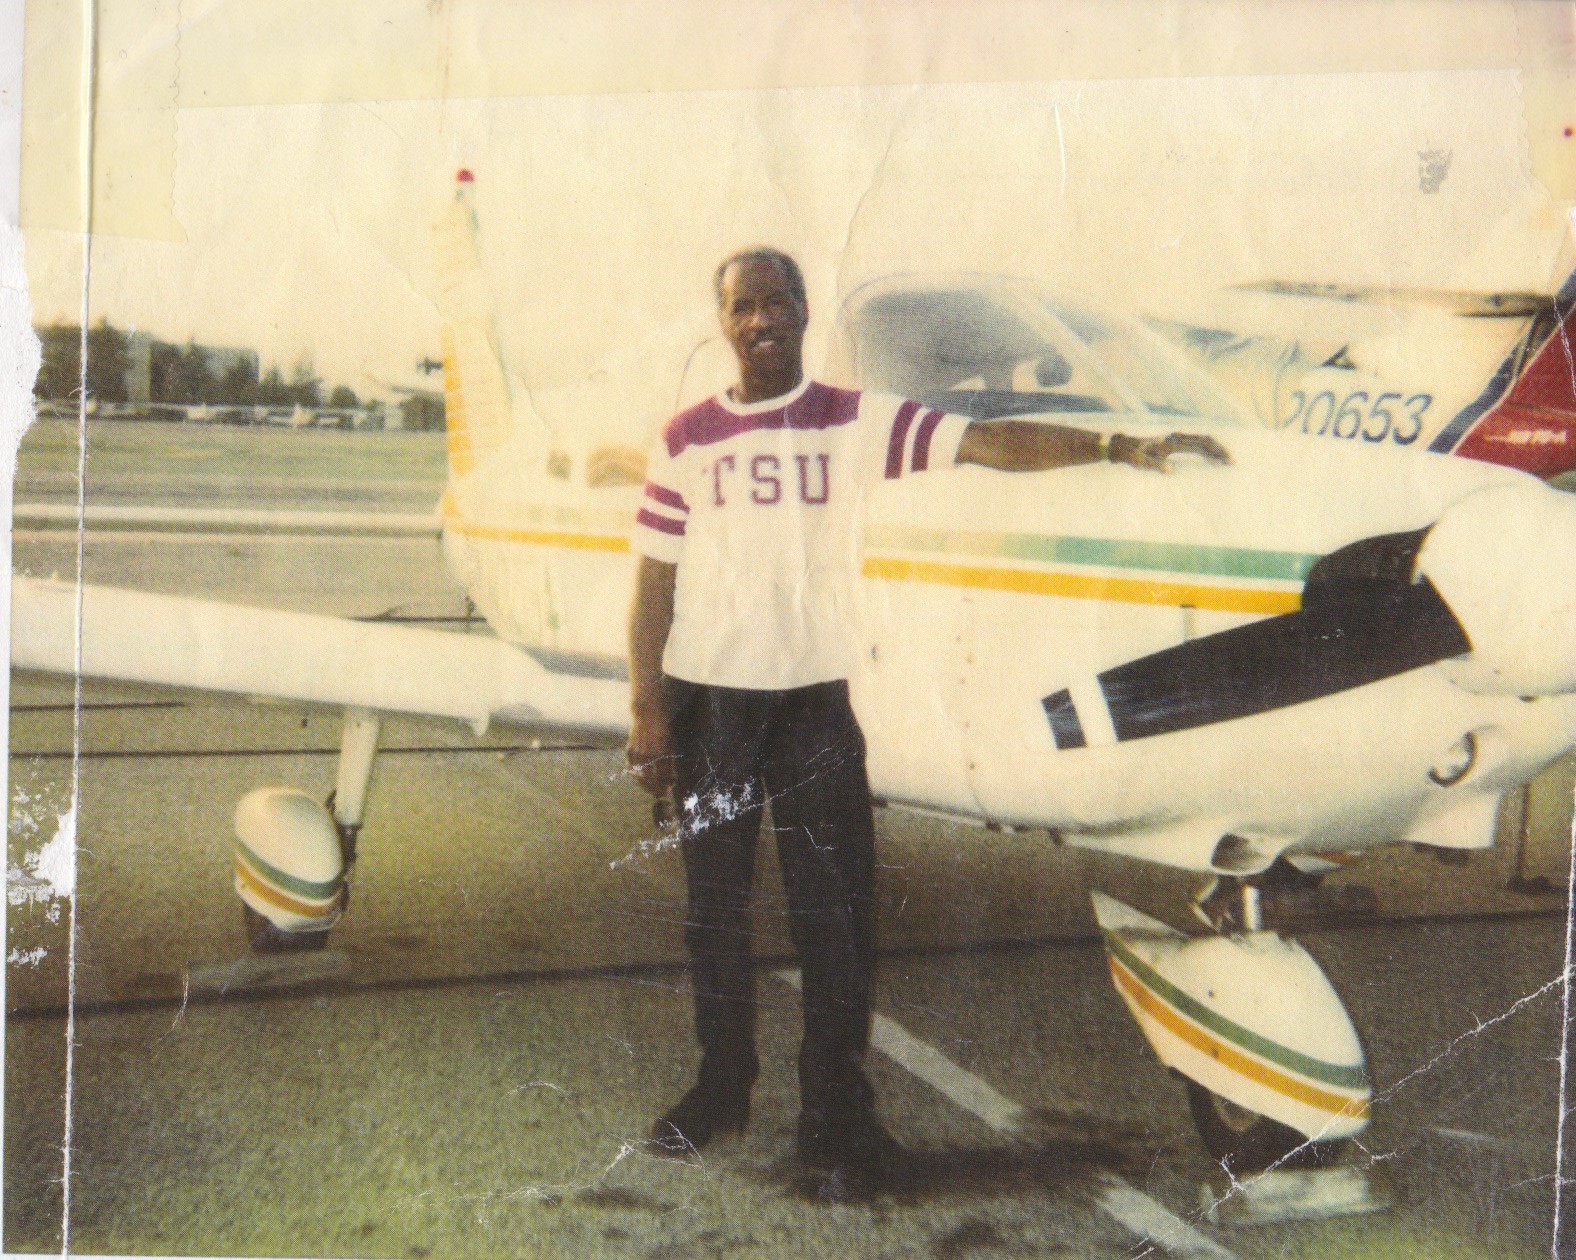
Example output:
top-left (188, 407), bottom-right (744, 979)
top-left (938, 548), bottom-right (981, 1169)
top-left (636, 507), bottom-right (686, 536)
top-left (884, 400), bottom-right (921, 479)
top-left (644, 481), bottom-right (689, 513)
top-left (910, 409), bottom-right (945, 472)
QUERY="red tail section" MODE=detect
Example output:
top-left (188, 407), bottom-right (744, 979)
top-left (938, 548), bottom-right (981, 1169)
top-left (1432, 269), bottom-right (1576, 478)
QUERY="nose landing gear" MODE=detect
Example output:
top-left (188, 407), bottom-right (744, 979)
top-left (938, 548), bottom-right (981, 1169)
top-left (1186, 1080), bottom-right (1345, 1174)
top-left (1092, 889), bottom-right (1370, 1178)
top-left (1192, 856), bottom-right (1378, 936)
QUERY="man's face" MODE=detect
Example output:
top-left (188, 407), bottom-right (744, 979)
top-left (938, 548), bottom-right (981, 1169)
top-left (718, 258), bottom-right (808, 380)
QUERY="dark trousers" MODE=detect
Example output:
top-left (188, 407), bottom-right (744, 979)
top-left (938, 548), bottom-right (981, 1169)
top-left (666, 677), bottom-right (877, 1122)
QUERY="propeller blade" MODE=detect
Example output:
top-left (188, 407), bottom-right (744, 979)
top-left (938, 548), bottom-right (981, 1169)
top-left (1043, 531), bottom-right (1469, 748)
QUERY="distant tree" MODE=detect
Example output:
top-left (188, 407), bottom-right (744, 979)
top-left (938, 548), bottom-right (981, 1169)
top-left (288, 356), bottom-right (321, 409)
top-left (148, 341), bottom-right (183, 403)
top-left (399, 392), bottom-right (446, 432)
top-left (83, 320), bottom-right (130, 402)
top-left (34, 324), bottom-right (81, 401)
top-left (327, 385), bottom-right (360, 409)
top-left (181, 342), bottom-right (220, 404)
top-left (149, 340), bottom-right (219, 404)
top-left (257, 365), bottom-right (291, 407)
top-left (217, 357), bottom-right (259, 406)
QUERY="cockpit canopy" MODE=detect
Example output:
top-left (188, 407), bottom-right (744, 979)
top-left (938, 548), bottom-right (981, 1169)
top-left (828, 275), bottom-right (1242, 425)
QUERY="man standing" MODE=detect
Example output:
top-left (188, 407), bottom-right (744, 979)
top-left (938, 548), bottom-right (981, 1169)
top-left (627, 248), bottom-right (1226, 1188)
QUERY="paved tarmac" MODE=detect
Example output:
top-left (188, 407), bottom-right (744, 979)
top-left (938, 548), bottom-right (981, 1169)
top-left (7, 419), bottom-right (1575, 1257)
top-left (7, 674), bottom-right (1573, 1258)
top-left (6, 882), bottom-right (1571, 1258)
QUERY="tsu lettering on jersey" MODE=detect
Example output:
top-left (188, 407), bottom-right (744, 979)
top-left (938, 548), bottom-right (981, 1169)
top-left (634, 378), bottom-right (969, 689)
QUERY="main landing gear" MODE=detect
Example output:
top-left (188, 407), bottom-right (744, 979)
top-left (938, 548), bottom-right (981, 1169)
top-left (233, 708), bottom-right (381, 954)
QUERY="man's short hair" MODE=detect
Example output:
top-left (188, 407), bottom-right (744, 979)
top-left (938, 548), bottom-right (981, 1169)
top-left (713, 248), bottom-right (806, 309)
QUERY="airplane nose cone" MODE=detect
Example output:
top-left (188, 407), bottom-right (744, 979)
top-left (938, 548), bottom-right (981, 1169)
top-left (1417, 480), bottom-right (1576, 696)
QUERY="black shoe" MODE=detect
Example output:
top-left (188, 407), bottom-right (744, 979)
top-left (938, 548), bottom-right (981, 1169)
top-left (796, 1107), bottom-right (902, 1172)
top-left (649, 1083), bottom-right (750, 1156)
top-left (797, 1111), bottom-right (901, 1204)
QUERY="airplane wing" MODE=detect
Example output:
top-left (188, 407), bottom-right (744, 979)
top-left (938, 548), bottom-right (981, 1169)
top-left (1233, 280), bottom-right (1550, 319)
top-left (1148, 276), bottom-right (1552, 360)
top-left (1146, 267), bottom-right (1576, 477)
top-left (10, 575), bottom-right (630, 738)
top-left (13, 504), bottom-right (443, 537)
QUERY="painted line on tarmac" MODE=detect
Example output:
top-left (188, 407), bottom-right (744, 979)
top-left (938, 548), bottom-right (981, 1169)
top-left (774, 968), bottom-right (1234, 1259)
top-left (1093, 1173), bottom-right (1233, 1259)
top-left (1432, 1127), bottom-right (1500, 1148)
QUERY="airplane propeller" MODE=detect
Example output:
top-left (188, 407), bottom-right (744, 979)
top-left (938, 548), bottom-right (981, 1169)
top-left (1043, 530), bottom-right (1467, 749)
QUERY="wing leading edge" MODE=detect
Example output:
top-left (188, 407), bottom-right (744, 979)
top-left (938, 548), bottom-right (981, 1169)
top-left (11, 576), bottom-right (630, 737)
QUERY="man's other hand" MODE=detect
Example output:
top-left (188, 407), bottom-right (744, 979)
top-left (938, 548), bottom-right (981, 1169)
top-left (1111, 431), bottom-right (1232, 472)
top-left (627, 706), bottom-right (675, 797)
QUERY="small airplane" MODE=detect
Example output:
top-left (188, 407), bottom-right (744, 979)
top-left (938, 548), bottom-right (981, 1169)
top-left (1143, 269), bottom-right (1576, 480)
top-left (14, 168), bottom-right (1576, 1176)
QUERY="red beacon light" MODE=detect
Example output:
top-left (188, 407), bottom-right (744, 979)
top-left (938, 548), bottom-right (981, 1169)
top-left (456, 168), bottom-right (475, 183)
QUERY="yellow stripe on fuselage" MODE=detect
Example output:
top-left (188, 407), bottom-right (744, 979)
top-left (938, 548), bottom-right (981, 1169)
top-left (863, 556), bottom-right (1301, 615)
top-left (445, 516), bottom-right (631, 553)
top-left (1109, 954), bottom-right (1369, 1120)
top-left (440, 510), bottom-right (1298, 611)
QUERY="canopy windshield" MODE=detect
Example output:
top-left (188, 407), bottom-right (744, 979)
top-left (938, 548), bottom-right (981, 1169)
top-left (832, 276), bottom-right (1240, 424)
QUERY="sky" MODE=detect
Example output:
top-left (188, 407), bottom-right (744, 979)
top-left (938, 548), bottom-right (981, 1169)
top-left (15, 0), bottom-right (1576, 430)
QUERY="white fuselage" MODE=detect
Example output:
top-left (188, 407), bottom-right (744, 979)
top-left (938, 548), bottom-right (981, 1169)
top-left (440, 420), bottom-right (1576, 875)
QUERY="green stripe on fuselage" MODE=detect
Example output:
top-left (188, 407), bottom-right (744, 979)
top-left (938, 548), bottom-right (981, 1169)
top-left (866, 526), bottom-right (1318, 584)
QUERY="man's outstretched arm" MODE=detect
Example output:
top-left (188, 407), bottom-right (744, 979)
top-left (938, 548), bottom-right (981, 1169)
top-left (956, 419), bottom-right (1231, 473)
top-left (627, 556), bottom-right (678, 797)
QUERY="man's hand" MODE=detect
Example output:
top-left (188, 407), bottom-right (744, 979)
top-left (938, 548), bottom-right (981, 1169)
top-left (628, 557), bottom-right (678, 797)
top-left (1110, 431), bottom-right (1232, 472)
top-left (957, 419), bottom-right (1231, 474)
top-left (627, 702), bottom-right (675, 798)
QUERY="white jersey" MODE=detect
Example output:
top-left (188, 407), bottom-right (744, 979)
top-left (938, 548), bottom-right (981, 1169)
top-left (634, 378), bottom-right (969, 690)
